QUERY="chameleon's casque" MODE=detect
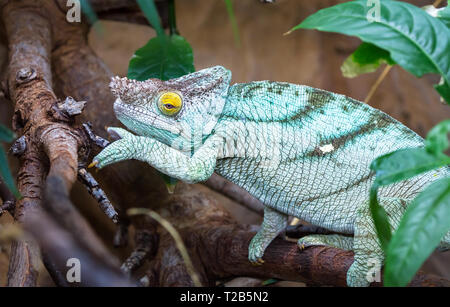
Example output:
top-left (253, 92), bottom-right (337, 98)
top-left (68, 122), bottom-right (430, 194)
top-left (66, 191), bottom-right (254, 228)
top-left (94, 66), bottom-right (450, 287)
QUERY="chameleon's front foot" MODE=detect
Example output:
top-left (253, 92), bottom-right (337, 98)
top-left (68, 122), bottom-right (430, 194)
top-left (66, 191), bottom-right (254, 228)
top-left (90, 127), bottom-right (139, 169)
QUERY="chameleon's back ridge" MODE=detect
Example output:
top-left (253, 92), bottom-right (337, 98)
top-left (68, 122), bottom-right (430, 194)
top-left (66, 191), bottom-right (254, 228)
top-left (92, 66), bottom-right (449, 287)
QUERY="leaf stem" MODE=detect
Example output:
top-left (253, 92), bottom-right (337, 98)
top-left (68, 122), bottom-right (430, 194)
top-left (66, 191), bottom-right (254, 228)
top-left (224, 0), bottom-right (241, 47)
top-left (168, 0), bottom-right (179, 35)
top-left (364, 65), bottom-right (392, 104)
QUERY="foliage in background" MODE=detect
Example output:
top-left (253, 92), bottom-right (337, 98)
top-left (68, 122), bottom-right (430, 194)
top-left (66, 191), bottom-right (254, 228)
top-left (341, 42), bottom-right (395, 78)
top-left (289, 0), bottom-right (450, 104)
top-left (0, 125), bottom-right (19, 198)
top-left (128, 0), bottom-right (194, 81)
top-left (289, 0), bottom-right (450, 286)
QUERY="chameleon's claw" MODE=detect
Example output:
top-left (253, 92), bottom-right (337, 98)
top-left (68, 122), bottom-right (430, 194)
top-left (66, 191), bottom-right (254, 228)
top-left (250, 258), bottom-right (264, 266)
top-left (88, 160), bottom-right (98, 168)
top-left (298, 243), bottom-right (306, 251)
top-left (165, 182), bottom-right (177, 194)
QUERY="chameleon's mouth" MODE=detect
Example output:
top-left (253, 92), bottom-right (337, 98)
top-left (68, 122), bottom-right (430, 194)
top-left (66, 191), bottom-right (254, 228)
top-left (113, 98), bottom-right (181, 136)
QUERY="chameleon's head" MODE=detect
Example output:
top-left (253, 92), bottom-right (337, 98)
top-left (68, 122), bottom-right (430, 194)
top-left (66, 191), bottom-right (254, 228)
top-left (109, 66), bottom-right (231, 152)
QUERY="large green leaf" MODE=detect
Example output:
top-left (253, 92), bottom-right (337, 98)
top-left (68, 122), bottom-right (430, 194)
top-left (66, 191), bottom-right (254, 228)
top-left (127, 34), bottom-right (194, 81)
top-left (384, 177), bottom-right (450, 286)
top-left (368, 119), bottom-right (450, 253)
top-left (288, 0), bottom-right (450, 104)
top-left (423, 4), bottom-right (450, 28)
top-left (341, 43), bottom-right (395, 78)
top-left (425, 119), bottom-right (450, 154)
top-left (437, 5), bottom-right (450, 27)
top-left (369, 185), bottom-right (392, 251)
top-left (370, 148), bottom-right (450, 186)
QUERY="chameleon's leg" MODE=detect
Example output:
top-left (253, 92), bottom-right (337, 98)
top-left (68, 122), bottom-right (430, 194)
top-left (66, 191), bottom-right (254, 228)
top-left (297, 234), bottom-right (353, 251)
top-left (92, 127), bottom-right (221, 183)
top-left (347, 198), bottom-right (408, 287)
top-left (248, 206), bottom-right (288, 265)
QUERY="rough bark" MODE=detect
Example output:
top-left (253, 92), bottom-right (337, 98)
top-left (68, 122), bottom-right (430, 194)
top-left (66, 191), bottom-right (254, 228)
top-left (1, 0), bottom-right (127, 286)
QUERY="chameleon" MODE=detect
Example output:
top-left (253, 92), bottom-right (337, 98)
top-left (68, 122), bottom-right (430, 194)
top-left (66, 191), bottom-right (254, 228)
top-left (91, 66), bottom-right (450, 286)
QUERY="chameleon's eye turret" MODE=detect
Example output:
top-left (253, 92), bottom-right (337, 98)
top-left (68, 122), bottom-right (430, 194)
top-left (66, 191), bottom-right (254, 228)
top-left (158, 92), bottom-right (183, 116)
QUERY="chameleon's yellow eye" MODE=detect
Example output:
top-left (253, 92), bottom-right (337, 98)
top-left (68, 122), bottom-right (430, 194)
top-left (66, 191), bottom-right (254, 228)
top-left (158, 92), bottom-right (183, 116)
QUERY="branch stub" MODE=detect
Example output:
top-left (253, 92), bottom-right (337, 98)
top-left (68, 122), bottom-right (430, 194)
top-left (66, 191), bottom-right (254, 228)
top-left (15, 67), bottom-right (37, 84)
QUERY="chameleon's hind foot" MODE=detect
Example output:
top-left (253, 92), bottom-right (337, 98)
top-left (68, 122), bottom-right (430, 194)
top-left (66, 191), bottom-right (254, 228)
top-left (248, 207), bottom-right (288, 266)
top-left (346, 261), bottom-right (373, 287)
top-left (248, 236), bottom-right (267, 265)
top-left (250, 258), bottom-right (265, 266)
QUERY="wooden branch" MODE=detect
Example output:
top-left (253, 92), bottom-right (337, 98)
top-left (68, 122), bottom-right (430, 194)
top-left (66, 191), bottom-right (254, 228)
top-left (3, 0), bottom-right (56, 286)
top-left (25, 208), bottom-right (135, 286)
top-left (1, 0), bottom-right (119, 286)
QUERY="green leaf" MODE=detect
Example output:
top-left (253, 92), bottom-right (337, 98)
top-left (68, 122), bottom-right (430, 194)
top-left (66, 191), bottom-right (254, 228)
top-left (423, 4), bottom-right (450, 28)
top-left (80, 0), bottom-right (103, 34)
top-left (425, 119), bottom-right (450, 154)
top-left (0, 146), bottom-right (19, 198)
top-left (370, 148), bottom-right (450, 186)
top-left (127, 34), bottom-right (195, 81)
top-left (384, 177), bottom-right (450, 286)
top-left (341, 43), bottom-right (395, 78)
top-left (137, 0), bottom-right (165, 38)
top-left (369, 185), bottom-right (392, 251)
top-left (0, 124), bottom-right (15, 143)
top-left (437, 5), bottom-right (450, 27)
top-left (288, 0), bottom-right (450, 104)
top-left (368, 126), bottom-right (450, 252)
top-left (80, 0), bottom-right (98, 25)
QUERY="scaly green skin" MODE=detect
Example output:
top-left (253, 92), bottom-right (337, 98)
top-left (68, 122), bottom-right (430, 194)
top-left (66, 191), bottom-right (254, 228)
top-left (93, 66), bottom-right (449, 286)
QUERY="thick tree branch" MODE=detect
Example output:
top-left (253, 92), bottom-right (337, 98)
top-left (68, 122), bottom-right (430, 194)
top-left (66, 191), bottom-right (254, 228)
top-left (1, 0), bottom-right (120, 286)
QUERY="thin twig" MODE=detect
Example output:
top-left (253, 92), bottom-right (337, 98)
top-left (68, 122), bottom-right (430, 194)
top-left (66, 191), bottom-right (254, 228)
top-left (364, 65), bottom-right (392, 104)
top-left (128, 208), bottom-right (202, 287)
top-left (433, 0), bottom-right (444, 7)
top-left (82, 123), bottom-right (110, 149)
top-left (77, 167), bottom-right (119, 223)
top-left (121, 230), bottom-right (156, 275)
